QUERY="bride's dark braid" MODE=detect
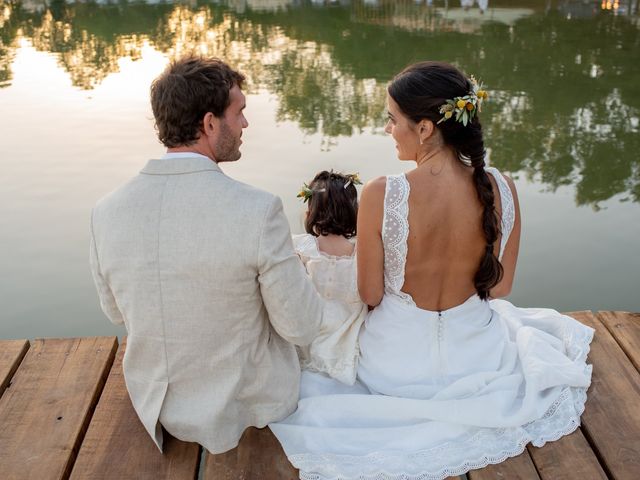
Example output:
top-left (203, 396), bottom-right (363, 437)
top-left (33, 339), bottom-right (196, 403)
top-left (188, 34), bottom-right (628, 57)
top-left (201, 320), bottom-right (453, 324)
top-left (459, 121), bottom-right (503, 299)
top-left (388, 61), bottom-right (503, 300)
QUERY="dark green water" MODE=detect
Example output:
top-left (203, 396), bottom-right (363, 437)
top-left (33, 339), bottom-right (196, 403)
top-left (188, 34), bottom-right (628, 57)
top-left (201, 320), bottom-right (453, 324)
top-left (1, 0), bottom-right (639, 339)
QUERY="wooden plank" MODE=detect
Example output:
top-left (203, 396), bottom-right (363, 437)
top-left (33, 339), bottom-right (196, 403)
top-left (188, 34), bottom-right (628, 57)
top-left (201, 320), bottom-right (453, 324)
top-left (70, 339), bottom-right (201, 479)
top-left (569, 311), bottom-right (640, 480)
top-left (598, 310), bottom-right (640, 374)
top-left (0, 339), bottom-right (29, 398)
top-left (527, 428), bottom-right (606, 480)
top-left (204, 426), bottom-right (298, 480)
top-left (0, 337), bottom-right (117, 480)
top-left (468, 449), bottom-right (540, 480)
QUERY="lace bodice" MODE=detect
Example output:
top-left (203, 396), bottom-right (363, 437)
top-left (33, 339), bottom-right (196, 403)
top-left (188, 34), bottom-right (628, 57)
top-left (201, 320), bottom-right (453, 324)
top-left (381, 168), bottom-right (515, 304)
top-left (382, 174), bottom-right (414, 305)
top-left (485, 167), bottom-right (515, 261)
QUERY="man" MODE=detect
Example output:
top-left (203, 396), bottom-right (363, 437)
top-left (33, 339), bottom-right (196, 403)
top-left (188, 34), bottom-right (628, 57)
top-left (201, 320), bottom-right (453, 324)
top-left (89, 56), bottom-right (324, 453)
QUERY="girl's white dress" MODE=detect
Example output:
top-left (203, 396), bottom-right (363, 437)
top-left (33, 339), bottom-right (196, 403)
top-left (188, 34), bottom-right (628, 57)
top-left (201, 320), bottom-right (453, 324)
top-left (271, 168), bottom-right (594, 480)
top-left (293, 234), bottom-right (367, 385)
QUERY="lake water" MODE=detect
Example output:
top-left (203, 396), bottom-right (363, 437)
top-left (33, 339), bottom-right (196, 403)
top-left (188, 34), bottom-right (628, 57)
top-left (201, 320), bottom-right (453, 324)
top-left (1, 0), bottom-right (639, 340)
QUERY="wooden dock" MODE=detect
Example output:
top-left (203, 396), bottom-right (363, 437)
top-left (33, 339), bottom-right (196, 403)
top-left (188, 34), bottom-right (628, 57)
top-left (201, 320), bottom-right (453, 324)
top-left (0, 311), bottom-right (638, 479)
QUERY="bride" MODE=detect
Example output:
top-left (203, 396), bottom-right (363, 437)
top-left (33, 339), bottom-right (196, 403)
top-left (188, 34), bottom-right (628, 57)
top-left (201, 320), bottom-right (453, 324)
top-left (269, 61), bottom-right (594, 480)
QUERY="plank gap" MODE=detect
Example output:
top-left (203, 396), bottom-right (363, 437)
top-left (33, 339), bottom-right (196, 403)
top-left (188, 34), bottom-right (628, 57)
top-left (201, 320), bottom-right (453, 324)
top-left (70, 339), bottom-right (200, 479)
top-left (197, 447), bottom-right (207, 480)
top-left (579, 424), bottom-right (614, 480)
top-left (0, 340), bottom-right (30, 399)
top-left (0, 337), bottom-right (119, 480)
top-left (61, 337), bottom-right (119, 480)
top-left (569, 311), bottom-right (640, 480)
top-left (598, 311), bottom-right (640, 375)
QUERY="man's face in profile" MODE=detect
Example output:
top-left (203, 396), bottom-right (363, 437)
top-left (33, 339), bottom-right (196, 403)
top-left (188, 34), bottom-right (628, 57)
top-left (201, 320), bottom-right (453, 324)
top-left (214, 84), bottom-right (248, 163)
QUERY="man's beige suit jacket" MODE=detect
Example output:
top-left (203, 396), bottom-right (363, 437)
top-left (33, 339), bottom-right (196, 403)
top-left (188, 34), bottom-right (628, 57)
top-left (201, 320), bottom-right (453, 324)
top-left (89, 156), bottom-right (323, 453)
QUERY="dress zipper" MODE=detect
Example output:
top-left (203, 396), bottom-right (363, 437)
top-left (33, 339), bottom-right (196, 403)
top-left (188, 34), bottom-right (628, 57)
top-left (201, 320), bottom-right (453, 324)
top-left (437, 311), bottom-right (443, 376)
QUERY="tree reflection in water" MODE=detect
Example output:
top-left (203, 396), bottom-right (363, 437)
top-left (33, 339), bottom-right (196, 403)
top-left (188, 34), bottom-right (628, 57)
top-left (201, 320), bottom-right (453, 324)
top-left (0, 0), bottom-right (638, 206)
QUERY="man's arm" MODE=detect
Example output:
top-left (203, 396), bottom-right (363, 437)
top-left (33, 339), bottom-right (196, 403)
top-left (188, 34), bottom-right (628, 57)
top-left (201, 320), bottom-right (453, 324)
top-left (257, 197), bottom-right (323, 346)
top-left (89, 211), bottom-right (125, 325)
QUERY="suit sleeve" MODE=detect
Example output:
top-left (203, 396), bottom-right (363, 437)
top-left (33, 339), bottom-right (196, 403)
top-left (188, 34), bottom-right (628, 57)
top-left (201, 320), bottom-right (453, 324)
top-left (89, 210), bottom-right (125, 326)
top-left (257, 197), bottom-right (324, 346)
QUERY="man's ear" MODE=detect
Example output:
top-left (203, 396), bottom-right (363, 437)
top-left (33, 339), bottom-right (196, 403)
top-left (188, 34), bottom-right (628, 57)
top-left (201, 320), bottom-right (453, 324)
top-left (202, 112), bottom-right (218, 137)
top-left (418, 119), bottom-right (435, 144)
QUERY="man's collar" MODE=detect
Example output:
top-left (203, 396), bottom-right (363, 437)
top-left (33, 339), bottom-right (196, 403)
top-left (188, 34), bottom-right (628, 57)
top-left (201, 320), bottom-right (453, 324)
top-left (161, 152), bottom-right (212, 161)
top-left (140, 154), bottom-right (223, 175)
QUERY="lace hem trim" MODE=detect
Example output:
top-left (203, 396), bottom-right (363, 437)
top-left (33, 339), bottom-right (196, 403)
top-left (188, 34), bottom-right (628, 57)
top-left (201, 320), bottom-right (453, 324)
top-left (293, 388), bottom-right (589, 480)
top-left (289, 322), bottom-right (594, 480)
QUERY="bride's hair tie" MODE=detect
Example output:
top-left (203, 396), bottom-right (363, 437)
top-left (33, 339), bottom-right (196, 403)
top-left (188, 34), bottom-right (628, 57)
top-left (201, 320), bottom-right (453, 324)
top-left (437, 75), bottom-right (488, 127)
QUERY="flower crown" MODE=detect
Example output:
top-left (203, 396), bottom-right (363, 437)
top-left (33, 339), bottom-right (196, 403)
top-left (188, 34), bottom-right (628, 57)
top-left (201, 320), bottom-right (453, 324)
top-left (437, 76), bottom-right (488, 127)
top-left (297, 172), bottom-right (362, 204)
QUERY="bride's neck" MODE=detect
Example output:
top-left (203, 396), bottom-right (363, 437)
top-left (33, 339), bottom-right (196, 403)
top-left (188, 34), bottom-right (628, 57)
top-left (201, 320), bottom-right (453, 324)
top-left (415, 145), bottom-right (456, 171)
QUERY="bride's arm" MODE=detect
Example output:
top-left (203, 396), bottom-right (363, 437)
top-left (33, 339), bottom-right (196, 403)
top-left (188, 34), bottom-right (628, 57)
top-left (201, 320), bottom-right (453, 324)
top-left (490, 175), bottom-right (521, 298)
top-left (357, 177), bottom-right (386, 307)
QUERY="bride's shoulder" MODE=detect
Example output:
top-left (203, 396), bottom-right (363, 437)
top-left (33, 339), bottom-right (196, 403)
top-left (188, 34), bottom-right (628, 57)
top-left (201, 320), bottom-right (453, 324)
top-left (358, 177), bottom-right (387, 229)
top-left (361, 176), bottom-right (387, 200)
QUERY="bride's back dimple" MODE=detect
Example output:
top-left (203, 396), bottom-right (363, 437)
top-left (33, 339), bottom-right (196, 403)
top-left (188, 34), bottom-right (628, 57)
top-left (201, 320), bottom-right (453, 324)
top-left (399, 165), bottom-right (502, 311)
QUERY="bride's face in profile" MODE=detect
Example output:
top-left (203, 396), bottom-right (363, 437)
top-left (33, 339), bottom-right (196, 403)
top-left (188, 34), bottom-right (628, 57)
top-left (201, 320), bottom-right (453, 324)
top-left (385, 93), bottom-right (419, 162)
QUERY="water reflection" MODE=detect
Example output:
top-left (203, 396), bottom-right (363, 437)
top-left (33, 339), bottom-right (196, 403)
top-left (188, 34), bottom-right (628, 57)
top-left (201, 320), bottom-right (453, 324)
top-left (0, 0), bottom-right (638, 206)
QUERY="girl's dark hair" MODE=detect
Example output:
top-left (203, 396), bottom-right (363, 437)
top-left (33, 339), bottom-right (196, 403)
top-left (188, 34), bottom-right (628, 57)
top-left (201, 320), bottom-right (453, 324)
top-left (388, 61), bottom-right (502, 300)
top-left (305, 171), bottom-right (358, 239)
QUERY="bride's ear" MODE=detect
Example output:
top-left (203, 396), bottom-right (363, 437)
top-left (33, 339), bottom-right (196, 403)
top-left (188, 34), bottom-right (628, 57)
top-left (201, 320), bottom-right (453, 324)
top-left (418, 120), bottom-right (435, 145)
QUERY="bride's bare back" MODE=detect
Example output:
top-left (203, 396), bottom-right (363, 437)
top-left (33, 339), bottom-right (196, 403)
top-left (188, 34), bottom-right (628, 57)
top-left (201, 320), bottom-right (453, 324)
top-left (403, 159), bottom-right (499, 310)
top-left (357, 152), bottom-right (520, 311)
top-left (358, 63), bottom-right (521, 310)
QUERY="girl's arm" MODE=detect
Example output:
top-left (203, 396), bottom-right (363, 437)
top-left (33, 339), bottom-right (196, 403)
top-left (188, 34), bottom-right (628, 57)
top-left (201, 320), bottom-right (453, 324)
top-left (357, 177), bottom-right (386, 307)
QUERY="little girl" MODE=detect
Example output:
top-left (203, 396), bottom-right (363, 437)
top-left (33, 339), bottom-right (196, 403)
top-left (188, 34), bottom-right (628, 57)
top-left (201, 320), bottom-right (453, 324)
top-left (293, 170), bottom-right (367, 385)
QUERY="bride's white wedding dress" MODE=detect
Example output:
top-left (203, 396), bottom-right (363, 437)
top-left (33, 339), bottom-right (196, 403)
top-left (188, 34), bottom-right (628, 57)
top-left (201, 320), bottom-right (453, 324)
top-left (270, 168), bottom-right (594, 480)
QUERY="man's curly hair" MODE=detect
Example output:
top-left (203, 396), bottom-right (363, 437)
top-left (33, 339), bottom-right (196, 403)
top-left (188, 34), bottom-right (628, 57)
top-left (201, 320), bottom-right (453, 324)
top-left (150, 56), bottom-right (245, 148)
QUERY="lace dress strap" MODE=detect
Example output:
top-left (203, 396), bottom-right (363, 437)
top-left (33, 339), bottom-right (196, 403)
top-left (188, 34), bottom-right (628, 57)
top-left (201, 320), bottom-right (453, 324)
top-left (485, 167), bottom-right (515, 260)
top-left (382, 174), bottom-right (414, 305)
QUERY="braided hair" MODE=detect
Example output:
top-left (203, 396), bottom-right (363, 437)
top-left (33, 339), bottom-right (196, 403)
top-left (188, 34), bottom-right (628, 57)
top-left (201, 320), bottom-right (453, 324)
top-left (388, 61), bottom-right (502, 300)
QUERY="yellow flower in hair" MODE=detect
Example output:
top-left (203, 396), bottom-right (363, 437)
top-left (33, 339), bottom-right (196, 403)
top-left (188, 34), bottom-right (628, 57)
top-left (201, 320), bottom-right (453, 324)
top-left (349, 173), bottom-right (362, 185)
top-left (456, 99), bottom-right (466, 109)
top-left (466, 102), bottom-right (475, 111)
top-left (444, 110), bottom-right (453, 119)
top-left (477, 90), bottom-right (488, 100)
top-left (297, 183), bottom-right (314, 203)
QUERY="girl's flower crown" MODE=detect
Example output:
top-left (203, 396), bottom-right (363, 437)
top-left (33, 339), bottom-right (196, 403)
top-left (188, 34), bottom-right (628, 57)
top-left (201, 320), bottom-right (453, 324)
top-left (297, 172), bottom-right (362, 203)
top-left (437, 76), bottom-right (488, 127)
